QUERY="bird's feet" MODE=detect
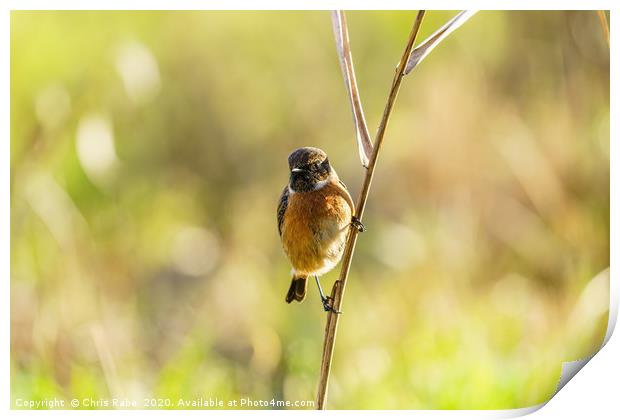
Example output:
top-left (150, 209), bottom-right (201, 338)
top-left (351, 216), bottom-right (365, 233)
top-left (321, 296), bottom-right (342, 314)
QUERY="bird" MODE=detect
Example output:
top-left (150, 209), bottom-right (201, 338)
top-left (277, 147), bottom-right (364, 313)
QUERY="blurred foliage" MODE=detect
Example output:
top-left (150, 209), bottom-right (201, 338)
top-left (10, 10), bottom-right (609, 409)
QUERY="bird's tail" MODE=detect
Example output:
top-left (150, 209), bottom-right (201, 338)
top-left (285, 275), bottom-right (307, 303)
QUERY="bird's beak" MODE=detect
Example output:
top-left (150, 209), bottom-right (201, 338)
top-left (291, 168), bottom-right (304, 173)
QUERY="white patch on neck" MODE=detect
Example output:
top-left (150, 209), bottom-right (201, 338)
top-left (313, 179), bottom-right (328, 190)
top-left (315, 171), bottom-right (338, 191)
top-left (289, 172), bottom-right (335, 193)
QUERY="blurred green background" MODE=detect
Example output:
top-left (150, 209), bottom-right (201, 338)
top-left (10, 11), bottom-right (609, 409)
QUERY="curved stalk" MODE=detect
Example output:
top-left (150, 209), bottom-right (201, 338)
top-left (315, 10), bottom-right (426, 410)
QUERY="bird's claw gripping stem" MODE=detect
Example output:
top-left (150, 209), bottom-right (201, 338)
top-left (315, 275), bottom-right (343, 314)
top-left (321, 296), bottom-right (342, 314)
top-left (351, 216), bottom-right (365, 232)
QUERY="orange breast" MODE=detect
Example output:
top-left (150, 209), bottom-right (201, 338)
top-left (281, 182), bottom-right (352, 276)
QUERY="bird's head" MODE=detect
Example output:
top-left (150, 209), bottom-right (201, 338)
top-left (288, 147), bottom-right (332, 192)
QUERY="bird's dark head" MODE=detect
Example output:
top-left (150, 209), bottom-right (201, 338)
top-left (288, 147), bottom-right (332, 192)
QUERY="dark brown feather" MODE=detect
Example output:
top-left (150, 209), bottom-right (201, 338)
top-left (277, 186), bottom-right (289, 237)
top-left (285, 276), bottom-right (307, 303)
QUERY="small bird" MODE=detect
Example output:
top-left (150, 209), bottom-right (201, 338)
top-left (277, 147), bottom-right (364, 313)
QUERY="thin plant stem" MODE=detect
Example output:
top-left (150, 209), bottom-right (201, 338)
top-left (597, 10), bottom-right (610, 47)
top-left (315, 10), bottom-right (426, 410)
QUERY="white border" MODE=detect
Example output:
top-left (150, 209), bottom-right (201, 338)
top-left (3, 3), bottom-right (616, 419)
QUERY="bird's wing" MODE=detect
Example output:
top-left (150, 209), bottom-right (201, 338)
top-left (277, 186), bottom-right (289, 237)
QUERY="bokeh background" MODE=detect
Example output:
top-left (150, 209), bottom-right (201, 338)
top-left (10, 11), bottom-right (610, 409)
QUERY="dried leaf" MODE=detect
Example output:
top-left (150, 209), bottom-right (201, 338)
top-left (405, 10), bottom-right (478, 75)
top-left (331, 10), bottom-right (373, 167)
